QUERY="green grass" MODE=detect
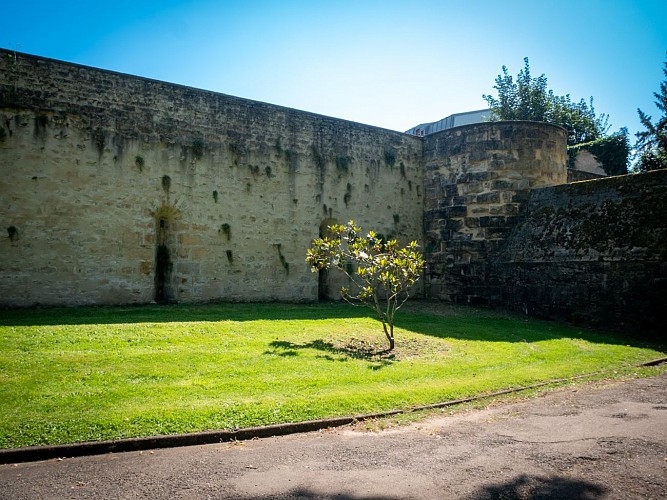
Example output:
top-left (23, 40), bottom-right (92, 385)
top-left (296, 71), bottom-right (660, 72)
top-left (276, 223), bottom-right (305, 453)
top-left (0, 302), bottom-right (664, 449)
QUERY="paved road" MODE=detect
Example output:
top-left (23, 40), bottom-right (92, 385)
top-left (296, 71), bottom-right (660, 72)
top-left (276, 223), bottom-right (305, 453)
top-left (1, 373), bottom-right (666, 499)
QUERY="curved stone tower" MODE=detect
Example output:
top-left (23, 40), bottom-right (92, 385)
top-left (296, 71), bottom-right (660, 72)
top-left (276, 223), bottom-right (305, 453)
top-left (422, 121), bottom-right (568, 303)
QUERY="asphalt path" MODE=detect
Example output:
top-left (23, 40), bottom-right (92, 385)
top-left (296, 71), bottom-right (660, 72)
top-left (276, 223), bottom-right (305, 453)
top-left (1, 373), bottom-right (666, 499)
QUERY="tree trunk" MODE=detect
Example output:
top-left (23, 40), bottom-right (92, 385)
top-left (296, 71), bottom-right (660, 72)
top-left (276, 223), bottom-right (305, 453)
top-left (382, 321), bottom-right (395, 351)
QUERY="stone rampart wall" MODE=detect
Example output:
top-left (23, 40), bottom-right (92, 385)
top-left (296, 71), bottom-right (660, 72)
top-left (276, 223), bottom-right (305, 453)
top-left (567, 168), bottom-right (605, 183)
top-left (423, 121), bottom-right (568, 303)
top-left (492, 170), bottom-right (667, 333)
top-left (2, 49), bottom-right (664, 334)
top-left (0, 50), bottom-right (423, 306)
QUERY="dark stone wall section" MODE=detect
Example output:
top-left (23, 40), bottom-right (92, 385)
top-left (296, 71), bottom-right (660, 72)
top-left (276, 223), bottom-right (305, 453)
top-left (492, 170), bottom-right (667, 334)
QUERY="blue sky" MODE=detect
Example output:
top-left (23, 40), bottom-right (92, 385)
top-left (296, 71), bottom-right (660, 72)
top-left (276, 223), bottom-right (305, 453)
top-left (3, 1), bottom-right (666, 144)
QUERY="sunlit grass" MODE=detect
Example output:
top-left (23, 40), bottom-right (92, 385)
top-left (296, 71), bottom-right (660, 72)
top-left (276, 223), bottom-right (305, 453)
top-left (0, 302), bottom-right (664, 448)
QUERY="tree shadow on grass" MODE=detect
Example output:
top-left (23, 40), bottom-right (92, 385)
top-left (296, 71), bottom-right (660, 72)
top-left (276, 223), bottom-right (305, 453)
top-left (1, 300), bottom-right (663, 352)
top-left (265, 339), bottom-right (396, 370)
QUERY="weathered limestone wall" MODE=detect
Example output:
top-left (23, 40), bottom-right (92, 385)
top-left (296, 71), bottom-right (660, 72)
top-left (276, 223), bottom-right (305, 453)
top-left (0, 50), bottom-right (423, 306)
top-left (3, 49), bottom-right (662, 333)
top-left (423, 121), bottom-right (568, 303)
top-left (491, 170), bottom-right (667, 333)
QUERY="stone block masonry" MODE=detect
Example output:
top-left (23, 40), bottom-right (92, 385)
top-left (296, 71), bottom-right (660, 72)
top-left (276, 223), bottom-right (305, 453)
top-left (0, 50), bottom-right (423, 305)
top-left (1, 49), bottom-right (665, 335)
top-left (492, 170), bottom-right (667, 333)
top-left (422, 121), bottom-right (568, 303)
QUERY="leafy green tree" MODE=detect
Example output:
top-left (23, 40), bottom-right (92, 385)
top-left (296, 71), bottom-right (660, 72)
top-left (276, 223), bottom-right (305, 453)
top-left (635, 55), bottom-right (667, 172)
top-left (483, 58), bottom-right (609, 146)
top-left (306, 221), bottom-right (425, 351)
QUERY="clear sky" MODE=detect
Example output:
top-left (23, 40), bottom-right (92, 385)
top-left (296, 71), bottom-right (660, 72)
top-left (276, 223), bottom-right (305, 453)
top-left (3, 1), bottom-right (666, 144)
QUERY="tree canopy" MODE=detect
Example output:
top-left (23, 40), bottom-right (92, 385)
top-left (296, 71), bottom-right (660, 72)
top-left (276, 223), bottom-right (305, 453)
top-left (634, 55), bottom-right (667, 172)
top-left (483, 58), bottom-right (610, 146)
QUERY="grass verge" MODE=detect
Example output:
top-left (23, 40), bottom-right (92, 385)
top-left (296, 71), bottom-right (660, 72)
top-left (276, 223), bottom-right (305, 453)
top-left (0, 301), bottom-right (664, 448)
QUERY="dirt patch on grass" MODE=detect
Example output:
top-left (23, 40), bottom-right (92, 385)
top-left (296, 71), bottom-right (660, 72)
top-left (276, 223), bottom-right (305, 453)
top-left (335, 334), bottom-right (449, 361)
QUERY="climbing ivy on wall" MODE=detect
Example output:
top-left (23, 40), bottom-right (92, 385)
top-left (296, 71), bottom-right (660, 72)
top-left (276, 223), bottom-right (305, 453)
top-left (191, 139), bottom-right (204, 160)
top-left (273, 243), bottom-right (289, 275)
top-left (311, 146), bottom-right (326, 171)
top-left (384, 149), bottom-right (396, 168)
top-left (135, 155), bottom-right (145, 171)
top-left (336, 155), bottom-right (351, 172)
top-left (7, 226), bottom-right (18, 242)
top-left (567, 129), bottom-right (630, 176)
top-left (92, 128), bottom-right (105, 155)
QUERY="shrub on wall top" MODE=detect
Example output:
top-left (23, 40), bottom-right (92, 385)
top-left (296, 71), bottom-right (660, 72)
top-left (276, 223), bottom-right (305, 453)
top-left (567, 129), bottom-right (630, 176)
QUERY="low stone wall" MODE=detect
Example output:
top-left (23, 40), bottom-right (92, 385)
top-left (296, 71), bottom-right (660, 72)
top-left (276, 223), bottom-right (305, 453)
top-left (492, 170), bottom-right (667, 333)
top-left (567, 168), bottom-right (605, 183)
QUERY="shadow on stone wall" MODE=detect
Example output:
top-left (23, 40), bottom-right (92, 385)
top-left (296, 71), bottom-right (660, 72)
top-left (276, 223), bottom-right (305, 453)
top-left (492, 169), bottom-right (667, 336)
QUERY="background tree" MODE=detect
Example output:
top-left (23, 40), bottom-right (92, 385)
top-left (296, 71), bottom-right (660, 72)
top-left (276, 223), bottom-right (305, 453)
top-left (483, 58), bottom-right (610, 146)
top-left (306, 221), bottom-right (425, 351)
top-left (634, 55), bottom-right (667, 172)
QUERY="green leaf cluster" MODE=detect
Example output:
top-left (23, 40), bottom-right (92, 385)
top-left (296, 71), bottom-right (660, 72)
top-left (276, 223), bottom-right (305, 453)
top-left (483, 57), bottom-right (609, 146)
top-left (567, 128), bottom-right (630, 176)
top-left (306, 221), bottom-right (425, 350)
top-left (634, 54), bottom-right (667, 172)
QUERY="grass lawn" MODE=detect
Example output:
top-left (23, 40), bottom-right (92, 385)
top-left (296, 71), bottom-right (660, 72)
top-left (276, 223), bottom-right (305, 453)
top-left (0, 301), bottom-right (665, 449)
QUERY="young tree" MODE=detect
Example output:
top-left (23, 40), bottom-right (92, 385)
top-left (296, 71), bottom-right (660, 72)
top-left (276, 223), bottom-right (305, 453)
top-left (635, 55), bottom-right (667, 172)
top-left (483, 58), bottom-right (609, 146)
top-left (306, 221), bottom-right (425, 351)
